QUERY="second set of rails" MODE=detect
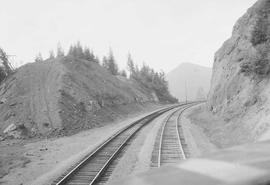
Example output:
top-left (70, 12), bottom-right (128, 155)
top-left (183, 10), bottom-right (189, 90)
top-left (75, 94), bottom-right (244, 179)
top-left (151, 104), bottom-right (192, 167)
top-left (158, 105), bottom-right (191, 166)
top-left (53, 103), bottom-right (195, 185)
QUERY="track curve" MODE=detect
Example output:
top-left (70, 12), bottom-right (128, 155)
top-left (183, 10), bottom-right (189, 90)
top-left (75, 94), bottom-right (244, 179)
top-left (152, 104), bottom-right (196, 168)
top-left (52, 105), bottom-right (183, 185)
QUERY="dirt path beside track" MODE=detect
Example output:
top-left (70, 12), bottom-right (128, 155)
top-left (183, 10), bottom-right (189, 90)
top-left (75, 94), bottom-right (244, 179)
top-left (0, 104), bottom-right (164, 185)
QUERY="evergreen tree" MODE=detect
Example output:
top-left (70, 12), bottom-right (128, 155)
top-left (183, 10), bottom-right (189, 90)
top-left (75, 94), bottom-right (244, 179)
top-left (102, 56), bottom-right (109, 69)
top-left (127, 53), bottom-right (135, 78)
top-left (68, 45), bottom-right (75, 56)
top-left (120, 70), bottom-right (127, 78)
top-left (94, 56), bottom-right (100, 64)
top-left (127, 61), bottom-right (177, 103)
top-left (0, 67), bottom-right (6, 83)
top-left (66, 42), bottom-right (100, 63)
top-left (105, 49), bottom-right (119, 75)
top-left (0, 47), bottom-right (13, 76)
top-left (49, 50), bottom-right (55, 59)
top-left (75, 41), bottom-right (84, 59)
top-left (35, 53), bottom-right (43, 62)
top-left (57, 43), bottom-right (65, 57)
top-left (84, 48), bottom-right (95, 61)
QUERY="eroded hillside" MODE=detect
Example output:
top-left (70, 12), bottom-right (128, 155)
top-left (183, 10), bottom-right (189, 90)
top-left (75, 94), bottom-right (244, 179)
top-left (0, 56), bottom-right (160, 138)
top-left (208, 0), bottom-right (270, 142)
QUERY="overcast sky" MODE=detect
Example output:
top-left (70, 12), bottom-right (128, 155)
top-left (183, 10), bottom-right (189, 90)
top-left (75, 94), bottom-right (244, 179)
top-left (1, 0), bottom-right (257, 72)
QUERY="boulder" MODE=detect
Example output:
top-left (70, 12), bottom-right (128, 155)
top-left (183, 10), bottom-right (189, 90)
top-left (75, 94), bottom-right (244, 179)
top-left (3, 123), bottom-right (22, 139)
top-left (0, 97), bottom-right (7, 104)
top-left (3, 123), bottom-right (17, 134)
top-left (0, 136), bottom-right (4, 141)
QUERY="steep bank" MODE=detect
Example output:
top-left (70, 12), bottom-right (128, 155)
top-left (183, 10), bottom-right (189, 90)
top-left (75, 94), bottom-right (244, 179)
top-left (208, 0), bottom-right (270, 144)
top-left (0, 104), bottom-right (164, 185)
top-left (0, 56), bottom-right (160, 138)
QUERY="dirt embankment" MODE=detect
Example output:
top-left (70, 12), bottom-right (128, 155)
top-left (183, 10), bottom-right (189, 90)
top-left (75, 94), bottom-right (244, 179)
top-left (0, 56), bottom-right (160, 139)
top-left (0, 103), bottom-right (164, 185)
top-left (186, 104), bottom-right (254, 149)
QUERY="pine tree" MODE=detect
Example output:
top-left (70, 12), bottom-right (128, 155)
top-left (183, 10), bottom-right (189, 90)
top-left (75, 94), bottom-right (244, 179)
top-left (75, 41), bottom-right (84, 59)
top-left (127, 53), bottom-right (135, 78)
top-left (94, 56), bottom-right (100, 64)
top-left (67, 42), bottom-right (99, 63)
top-left (120, 70), bottom-right (127, 78)
top-left (49, 50), bottom-right (55, 59)
top-left (105, 49), bottom-right (119, 75)
top-left (57, 43), bottom-right (65, 57)
top-left (0, 48), bottom-right (13, 76)
top-left (35, 53), bottom-right (43, 62)
top-left (68, 45), bottom-right (75, 56)
top-left (84, 48), bottom-right (95, 61)
top-left (102, 56), bottom-right (108, 69)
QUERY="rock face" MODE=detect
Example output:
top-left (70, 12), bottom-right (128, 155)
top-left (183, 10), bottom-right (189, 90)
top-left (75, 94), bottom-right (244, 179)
top-left (0, 56), bottom-right (158, 137)
top-left (166, 63), bottom-right (212, 102)
top-left (208, 0), bottom-right (270, 141)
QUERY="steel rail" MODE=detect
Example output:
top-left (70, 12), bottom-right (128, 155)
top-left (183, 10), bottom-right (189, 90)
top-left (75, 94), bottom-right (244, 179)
top-left (157, 103), bottom-right (197, 167)
top-left (176, 108), bottom-right (187, 160)
top-left (157, 108), bottom-right (181, 167)
top-left (53, 105), bottom-right (181, 185)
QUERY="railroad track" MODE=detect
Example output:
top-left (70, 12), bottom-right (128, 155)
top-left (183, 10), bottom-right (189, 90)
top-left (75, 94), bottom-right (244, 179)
top-left (52, 105), bottom-right (183, 185)
top-left (151, 104), bottom-right (194, 168)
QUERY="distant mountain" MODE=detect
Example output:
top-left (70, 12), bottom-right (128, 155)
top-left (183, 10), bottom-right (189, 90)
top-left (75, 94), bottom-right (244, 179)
top-left (166, 63), bottom-right (212, 102)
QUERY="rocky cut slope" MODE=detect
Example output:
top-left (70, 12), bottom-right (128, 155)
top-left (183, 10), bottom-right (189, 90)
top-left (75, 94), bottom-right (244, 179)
top-left (208, 0), bottom-right (270, 142)
top-left (0, 56), bottom-right (159, 138)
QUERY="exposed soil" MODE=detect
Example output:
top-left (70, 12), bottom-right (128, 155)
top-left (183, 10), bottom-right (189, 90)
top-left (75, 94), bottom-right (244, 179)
top-left (0, 140), bottom-right (30, 179)
top-left (106, 107), bottom-right (177, 185)
top-left (107, 105), bottom-right (218, 185)
top-left (0, 57), bottom-right (159, 139)
top-left (186, 103), bottom-right (254, 148)
top-left (0, 104), bottom-right (223, 185)
top-left (0, 103), bottom-right (164, 185)
top-left (180, 104), bottom-right (218, 156)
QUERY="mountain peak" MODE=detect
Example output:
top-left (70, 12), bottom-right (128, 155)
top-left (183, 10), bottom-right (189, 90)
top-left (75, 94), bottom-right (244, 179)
top-left (166, 63), bottom-right (212, 101)
top-left (178, 62), bottom-right (210, 68)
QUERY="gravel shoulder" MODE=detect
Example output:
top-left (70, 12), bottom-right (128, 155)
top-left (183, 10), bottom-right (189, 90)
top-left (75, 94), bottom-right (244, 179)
top-left (186, 103), bottom-right (256, 148)
top-left (108, 104), bottom-right (218, 184)
top-left (107, 108), bottom-right (177, 184)
top-left (0, 103), bottom-right (219, 185)
top-left (0, 104), bottom-right (166, 185)
top-left (180, 104), bottom-right (218, 157)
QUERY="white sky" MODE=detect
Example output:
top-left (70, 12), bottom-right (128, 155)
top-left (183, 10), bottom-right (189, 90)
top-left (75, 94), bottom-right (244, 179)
top-left (1, 0), bottom-right (257, 72)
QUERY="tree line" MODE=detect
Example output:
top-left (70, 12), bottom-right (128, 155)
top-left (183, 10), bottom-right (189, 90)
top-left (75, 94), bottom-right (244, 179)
top-left (0, 48), bottom-right (15, 83)
top-left (35, 42), bottom-right (177, 103)
top-left (35, 42), bottom-right (99, 63)
top-left (35, 42), bottom-right (126, 77)
top-left (127, 54), bottom-right (178, 102)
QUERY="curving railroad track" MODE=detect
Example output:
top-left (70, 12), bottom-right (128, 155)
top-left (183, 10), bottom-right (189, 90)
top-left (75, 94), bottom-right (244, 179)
top-left (52, 105), bottom-right (184, 185)
top-left (151, 104), bottom-right (194, 168)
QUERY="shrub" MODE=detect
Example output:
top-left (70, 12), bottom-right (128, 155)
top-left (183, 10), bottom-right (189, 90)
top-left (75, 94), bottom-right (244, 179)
top-left (251, 29), bottom-right (268, 46)
top-left (240, 42), bottom-right (270, 78)
top-left (240, 59), bottom-right (270, 78)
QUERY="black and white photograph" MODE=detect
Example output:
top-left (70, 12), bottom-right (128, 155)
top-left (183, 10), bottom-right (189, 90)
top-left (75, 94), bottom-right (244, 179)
top-left (1, 0), bottom-right (270, 185)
